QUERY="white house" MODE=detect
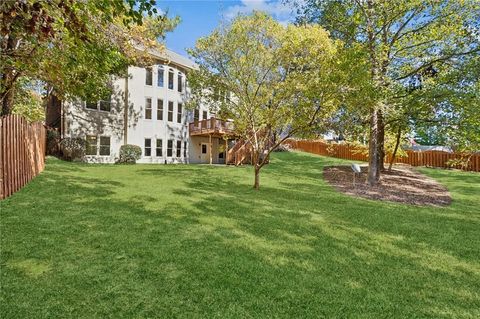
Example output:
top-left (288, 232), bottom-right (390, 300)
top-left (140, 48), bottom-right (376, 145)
top-left (47, 49), bottom-right (241, 164)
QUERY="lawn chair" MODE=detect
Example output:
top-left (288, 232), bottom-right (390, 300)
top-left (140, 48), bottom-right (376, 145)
top-left (351, 163), bottom-right (361, 186)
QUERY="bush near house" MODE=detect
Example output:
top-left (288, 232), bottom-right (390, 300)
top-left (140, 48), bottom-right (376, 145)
top-left (59, 137), bottom-right (86, 161)
top-left (117, 144), bottom-right (142, 164)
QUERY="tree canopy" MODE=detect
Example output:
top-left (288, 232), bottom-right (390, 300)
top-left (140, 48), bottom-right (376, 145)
top-left (1, 0), bottom-right (178, 116)
top-left (188, 12), bottom-right (350, 189)
top-left (291, 0), bottom-right (480, 184)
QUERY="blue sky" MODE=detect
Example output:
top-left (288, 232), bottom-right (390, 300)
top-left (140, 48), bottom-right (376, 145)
top-left (157, 0), bottom-right (297, 56)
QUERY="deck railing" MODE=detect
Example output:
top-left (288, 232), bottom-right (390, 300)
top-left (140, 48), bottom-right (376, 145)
top-left (189, 118), bottom-right (235, 136)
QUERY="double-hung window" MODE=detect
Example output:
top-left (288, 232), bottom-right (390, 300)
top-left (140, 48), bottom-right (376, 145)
top-left (177, 73), bottom-right (183, 93)
top-left (168, 101), bottom-right (174, 122)
top-left (194, 108), bottom-right (200, 122)
top-left (99, 136), bottom-right (111, 156)
top-left (203, 111), bottom-right (208, 120)
top-left (145, 67), bottom-right (153, 86)
top-left (157, 99), bottom-right (163, 120)
top-left (86, 135), bottom-right (98, 155)
top-left (168, 69), bottom-right (174, 90)
top-left (156, 139), bottom-right (163, 157)
top-left (145, 98), bottom-right (152, 119)
top-left (184, 142), bottom-right (187, 158)
top-left (167, 140), bottom-right (173, 157)
top-left (177, 103), bottom-right (183, 123)
top-left (144, 139), bottom-right (152, 156)
top-left (157, 66), bottom-right (164, 87)
top-left (176, 140), bottom-right (182, 157)
top-left (85, 135), bottom-right (110, 156)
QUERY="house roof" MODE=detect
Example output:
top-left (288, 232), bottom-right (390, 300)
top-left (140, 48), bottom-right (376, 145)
top-left (148, 47), bottom-right (197, 70)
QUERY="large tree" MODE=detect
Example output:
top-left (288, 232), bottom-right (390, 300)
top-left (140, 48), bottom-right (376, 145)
top-left (0, 0), bottom-right (177, 115)
top-left (292, 0), bottom-right (480, 185)
top-left (188, 12), bottom-right (350, 189)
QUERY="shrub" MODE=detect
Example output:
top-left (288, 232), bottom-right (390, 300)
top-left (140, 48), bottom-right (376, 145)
top-left (117, 144), bottom-right (142, 164)
top-left (273, 144), bottom-right (291, 152)
top-left (446, 156), bottom-right (472, 170)
top-left (60, 137), bottom-right (86, 161)
top-left (46, 129), bottom-right (61, 156)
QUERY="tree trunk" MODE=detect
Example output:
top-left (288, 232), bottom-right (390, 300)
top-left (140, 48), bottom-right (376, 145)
top-left (365, 0), bottom-right (381, 186)
top-left (254, 165), bottom-right (260, 190)
top-left (0, 77), bottom-right (14, 116)
top-left (1, 36), bottom-right (17, 116)
top-left (388, 127), bottom-right (402, 171)
top-left (367, 108), bottom-right (381, 186)
top-left (378, 110), bottom-right (385, 171)
top-left (252, 148), bottom-right (261, 190)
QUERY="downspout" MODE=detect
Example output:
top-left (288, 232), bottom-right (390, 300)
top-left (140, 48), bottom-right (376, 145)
top-left (123, 71), bottom-right (129, 145)
top-left (61, 100), bottom-right (65, 138)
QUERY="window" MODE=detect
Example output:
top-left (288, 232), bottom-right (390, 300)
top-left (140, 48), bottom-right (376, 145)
top-left (176, 140), bottom-right (182, 157)
top-left (157, 99), bottom-right (163, 120)
top-left (177, 73), bottom-right (183, 92)
top-left (177, 103), bottom-right (183, 123)
top-left (214, 89), bottom-right (228, 103)
top-left (184, 141), bottom-right (187, 158)
top-left (194, 108), bottom-right (200, 122)
top-left (156, 139), bottom-right (162, 157)
top-left (86, 135), bottom-right (97, 155)
top-left (167, 140), bottom-right (173, 157)
top-left (145, 67), bottom-right (153, 85)
top-left (85, 135), bottom-right (110, 156)
top-left (85, 97), bottom-right (111, 112)
top-left (168, 69), bottom-right (174, 90)
top-left (157, 66), bottom-right (164, 87)
top-left (203, 111), bottom-right (208, 120)
top-left (144, 138), bottom-right (151, 156)
top-left (168, 101), bottom-right (174, 122)
top-left (99, 136), bottom-right (110, 156)
top-left (145, 98), bottom-right (152, 119)
top-left (86, 101), bottom-right (97, 110)
top-left (99, 100), bottom-right (111, 112)
top-left (201, 144), bottom-right (207, 154)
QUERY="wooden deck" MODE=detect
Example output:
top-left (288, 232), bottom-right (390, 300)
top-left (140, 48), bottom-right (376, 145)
top-left (189, 118), bottom-right (236, 137)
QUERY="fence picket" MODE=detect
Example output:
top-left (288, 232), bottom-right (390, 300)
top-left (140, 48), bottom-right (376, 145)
top-left (284, 139), bottom-right (479, 173)
top-left (0, 115), bottom-right (46, 200)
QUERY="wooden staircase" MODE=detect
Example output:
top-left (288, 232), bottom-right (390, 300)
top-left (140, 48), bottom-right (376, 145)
top-left (226, 139), bottom-right (252, 166)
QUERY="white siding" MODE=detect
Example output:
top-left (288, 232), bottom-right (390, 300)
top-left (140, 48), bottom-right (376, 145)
top-left (64, 60), bottom-right (212, 164)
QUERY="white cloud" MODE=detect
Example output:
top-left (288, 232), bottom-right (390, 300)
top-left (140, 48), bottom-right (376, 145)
top-left (223, 0), bottom-right (297, 25)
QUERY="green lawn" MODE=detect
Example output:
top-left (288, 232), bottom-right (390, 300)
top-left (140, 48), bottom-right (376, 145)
top-left (1, 151), bottom-right (479, 318)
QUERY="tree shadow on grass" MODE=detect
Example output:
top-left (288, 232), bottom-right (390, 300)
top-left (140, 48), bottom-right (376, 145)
top-left (2, 152), bottom-right (480, 318)
top-left (158, 153), bottom-right (480, 317)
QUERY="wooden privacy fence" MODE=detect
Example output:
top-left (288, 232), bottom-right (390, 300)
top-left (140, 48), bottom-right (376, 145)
top-left (284, 139), bottom-right (480, 172)
top-left (0, 115), bottom-right (47, 199)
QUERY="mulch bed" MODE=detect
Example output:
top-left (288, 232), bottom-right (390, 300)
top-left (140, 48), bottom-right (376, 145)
top-left (323, 165), bottom-right (451, 207)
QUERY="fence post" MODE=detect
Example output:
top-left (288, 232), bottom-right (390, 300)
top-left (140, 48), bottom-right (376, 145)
top-left (0, 117), bottom-right (3, 199)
